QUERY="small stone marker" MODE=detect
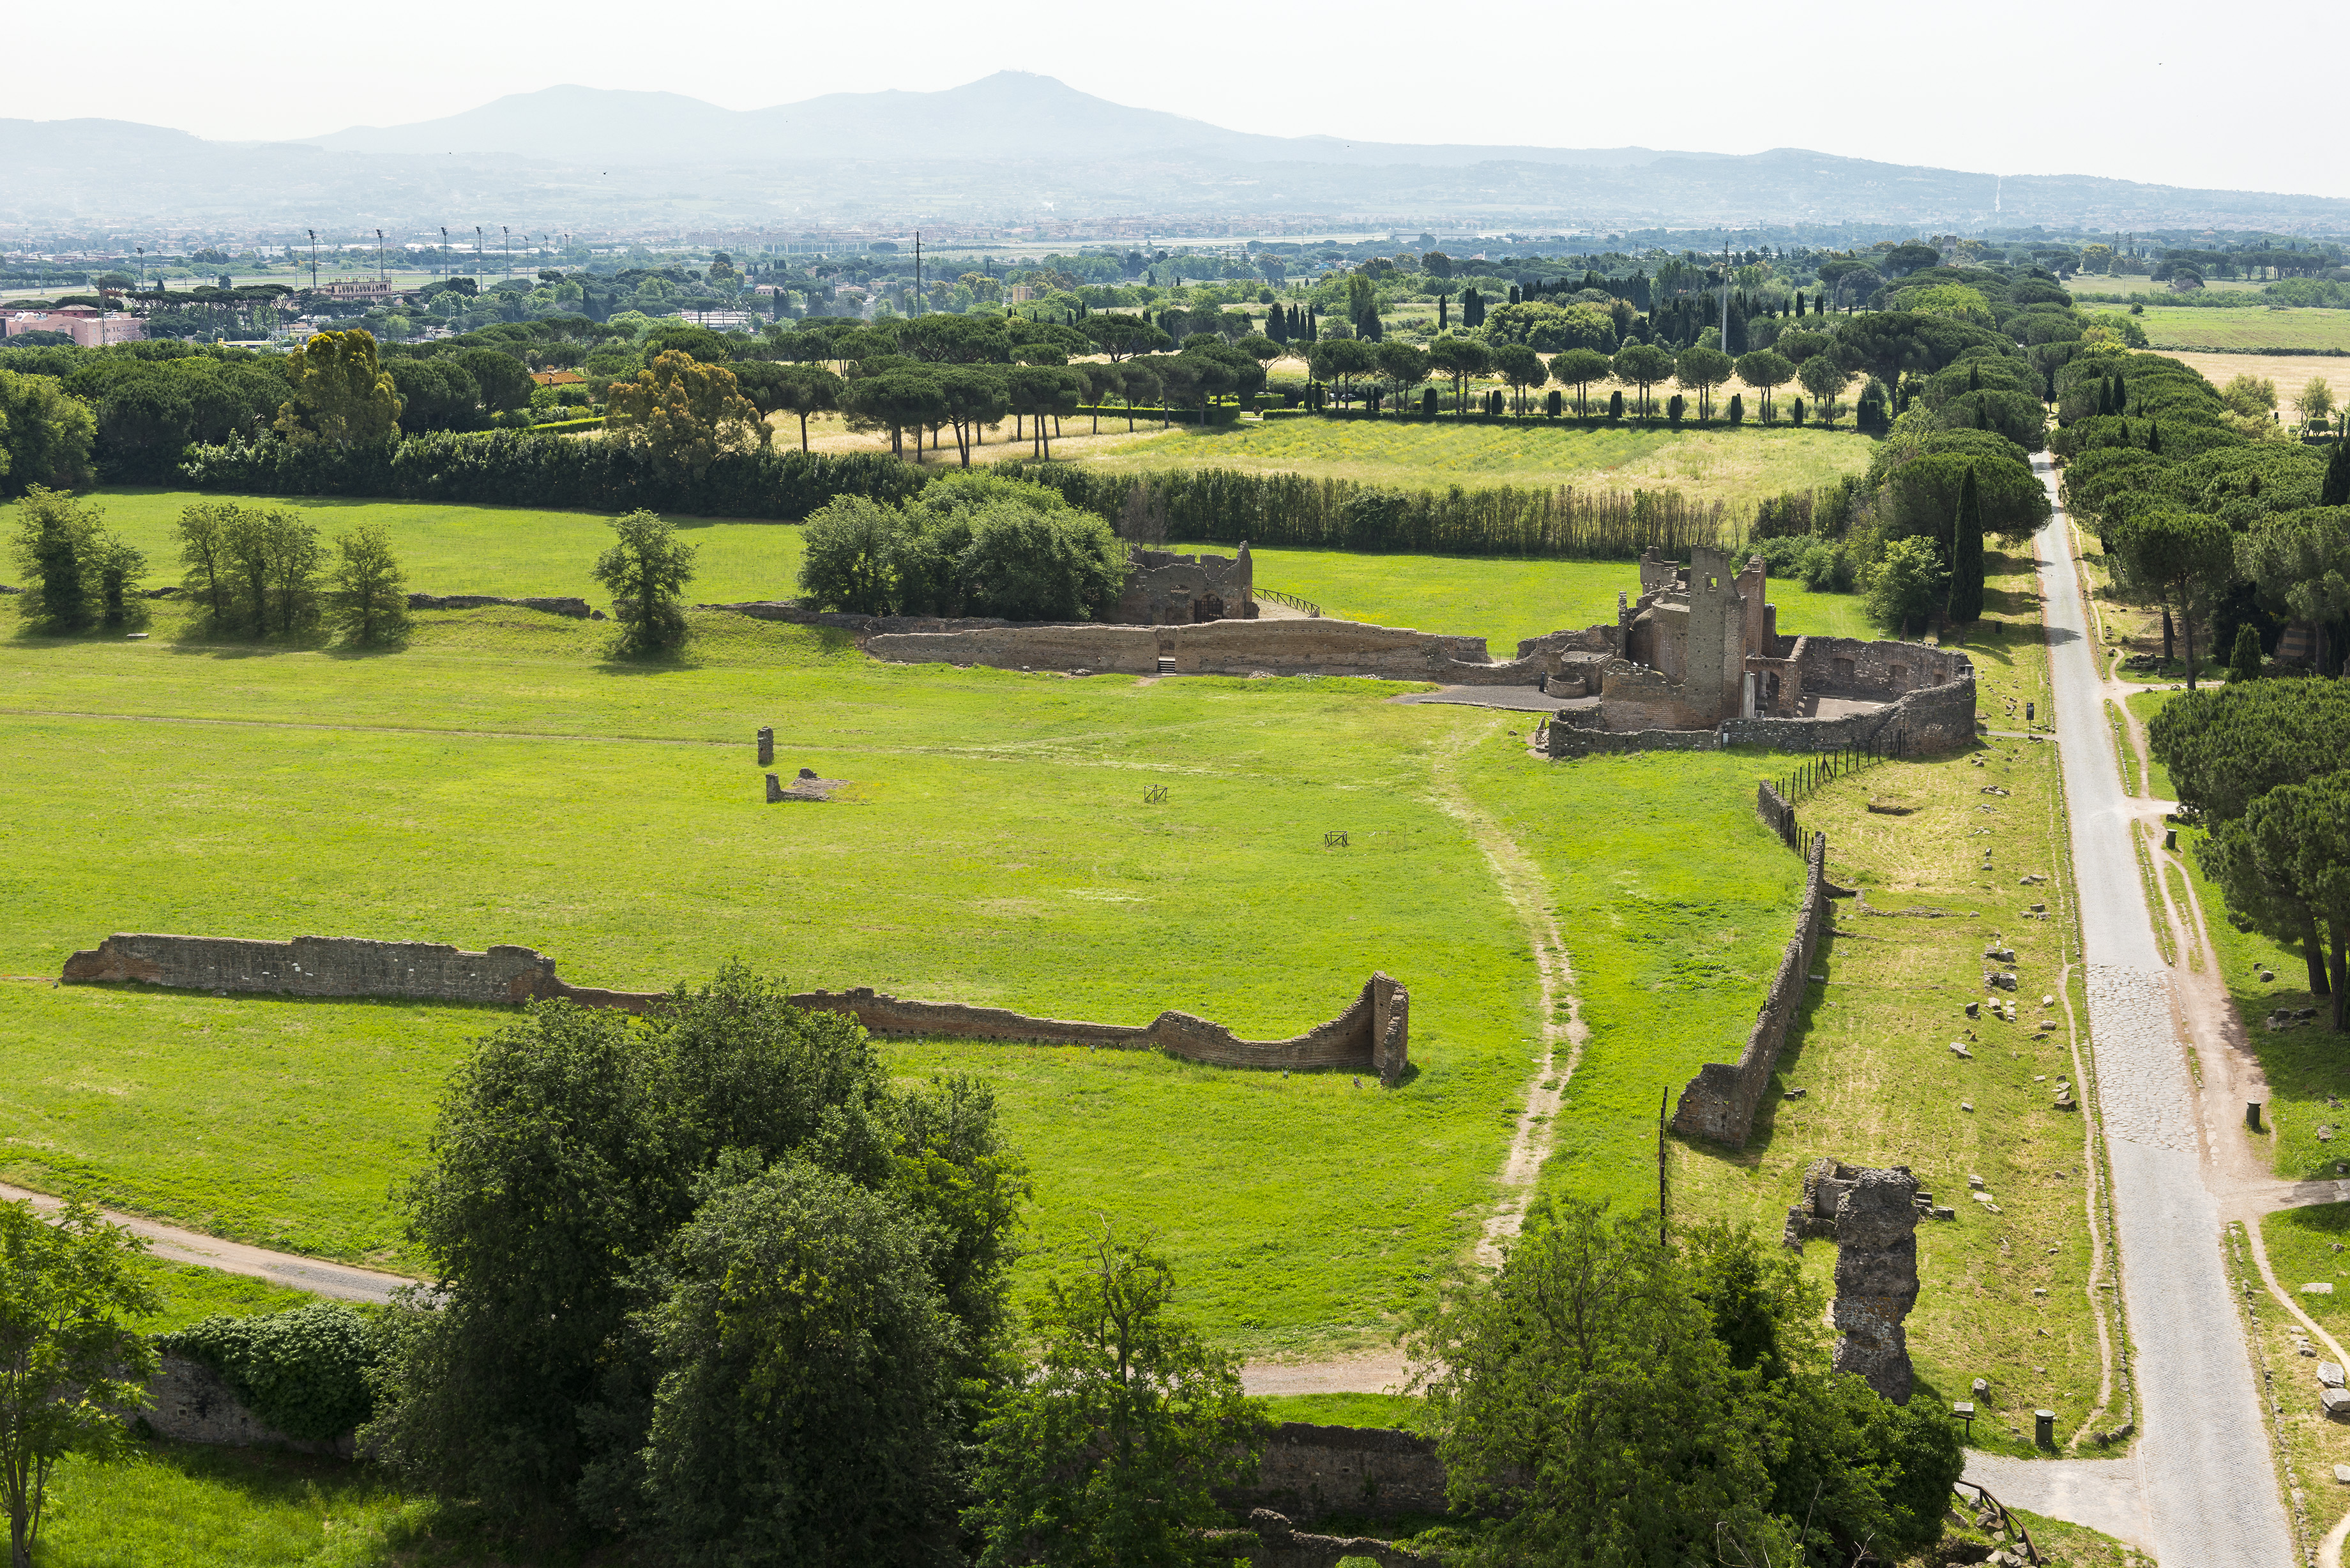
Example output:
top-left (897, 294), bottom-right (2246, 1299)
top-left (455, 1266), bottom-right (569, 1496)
top-left (1968, 1174), bottom-right (1986, 1189)
top-left (1973, 1377), bottom-right (1990, 1398)
top-left (764, 773), bottom-right (783, 803)
top-left (2303, 1282), bottom-right (2335, 1295)
top-left (757, 726), bottom-right (774, 767)
top-left (2335, 1464), bottom-right (2350, 1484)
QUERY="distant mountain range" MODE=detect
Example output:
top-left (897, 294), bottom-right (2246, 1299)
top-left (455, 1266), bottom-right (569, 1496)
top-left (6, 73), bottom-right (2347, 236)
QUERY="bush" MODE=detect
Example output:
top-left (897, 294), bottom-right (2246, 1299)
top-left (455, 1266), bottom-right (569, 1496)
top-left (799, 474), bottom-right (1125, 621)
top-left (1747, 535), bottom-right (1856, 592)
top-left (159, 1305), bottom-right (381, 1442)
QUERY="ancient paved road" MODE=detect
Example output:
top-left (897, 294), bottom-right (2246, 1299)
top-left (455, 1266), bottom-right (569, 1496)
top-left (1961, 460), bottom-right (2293, 1565)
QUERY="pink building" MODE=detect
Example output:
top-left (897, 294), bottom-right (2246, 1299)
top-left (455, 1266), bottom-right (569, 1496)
top-left (3, 304), bottom-right (146, 347)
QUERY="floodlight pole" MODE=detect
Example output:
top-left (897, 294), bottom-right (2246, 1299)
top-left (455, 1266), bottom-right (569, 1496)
top-left (503, 225), bottom-right (510, 278)
top-left (376, 229), bottom-right (384, 282)
top-left (439, 226), bottom-right (448, 281)
top-left (474, 226), bottom-right (483, 283)
top-left (307, 229), bottom-right (317, 290)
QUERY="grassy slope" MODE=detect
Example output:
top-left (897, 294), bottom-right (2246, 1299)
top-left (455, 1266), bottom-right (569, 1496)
top-left (1056, 421), bottom-right (1872, 511)
top-left (2, 488), bottom-right (807, 607)
top-left (0, 603), bottom-right (1565, 1355)
top-left (36, 1447), bottom-right (447, 1568)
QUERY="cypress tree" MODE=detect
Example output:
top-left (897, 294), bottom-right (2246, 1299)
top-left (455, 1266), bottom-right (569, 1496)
top-left (2229, 623), bottom-right (2264, 682)
top-left (1948, 467), bottom-right (1985, 626)
top-left (2148, 420), bottom-right (2162, 456)
top-left (2323, 436), bottom-right (2350, 507)
top-left (1438, 294), bottom-right (1449, 329)
top-left (1967, 363), bottom-right (1981, 393)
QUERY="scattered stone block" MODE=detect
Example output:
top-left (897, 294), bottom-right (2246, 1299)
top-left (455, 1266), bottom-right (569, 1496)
top-left (1968, 1174), bottom-right (1986, 1189)
top-left (2305, 1283), bottom-right (2336, 1295)
top-left (756, 727), bottom-right (773, 767)
top-left (1964, 1000), bottom-right (1980, 1018)
top-left (2323, 1386), bottom-right (2350, 1418)
top-left (2261, 970), bottom-right (2277, 983)
top-left (1985, 946), bottom-right (2017, 963)
top-left (764, 773), bottom-right (783, 803)
top-left (2334, 1464), bottom-right (2350, 1484)
top-left (2321, 1362), bottom-right (2345, 1388)
top-left (1959, 1104), bottom-right (1974, 1115)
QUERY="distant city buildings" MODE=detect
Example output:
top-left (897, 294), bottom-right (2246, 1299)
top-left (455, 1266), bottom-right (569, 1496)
top-left (2, 303), bottom-right (145, 345)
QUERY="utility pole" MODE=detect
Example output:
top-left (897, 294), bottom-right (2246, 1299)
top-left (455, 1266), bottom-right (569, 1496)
top-left (474, 225), bottom-right (483, 283)
top-left (439, 226), bottom-right (448, 281)
top-left (375, 229), bottom-right (384, 282)
top-left (307, 229), bottom-right (318, 290)
top-left (913, 230), bottom-right (921, 315)
top-left (136, 245), bottom-right (145, 289)
top-left (1720, 236), bottom-right (1731, 345)
top-left (503, 225), bottom-right (510, 279)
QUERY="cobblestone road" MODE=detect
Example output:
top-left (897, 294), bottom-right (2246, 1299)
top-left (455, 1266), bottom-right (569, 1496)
top-left (1963, 462), bottom-right (2291, 1565)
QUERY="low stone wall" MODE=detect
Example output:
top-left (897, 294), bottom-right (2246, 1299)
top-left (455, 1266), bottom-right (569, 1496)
top-left (1670, 830), bottom-right (1831, 1148)
top-left (1789, 635), bottom-right (1969, 702)
top-left (1225, 1422), bottom-right (1449, 1523)
top-left (1206, 1511), bottom-right (1437, 1567)
top-left (1717, 670), bottom-right (1976, 757)
top-left (706, 601), bottom-right (1017, 635)
top-left (61, 933), bottom-right (565, 1004)
top-left (1542, 723), bottom-right (1718, 759)
top-left (142, 1354), bottom-right (349, 1456)
top-left (1755, 781), bottom-right (1800, 851)
top-left (59, 934), bottom-right (1406, 1083)
top-left (793, 974), bottom-right (1409, 1084)
top-left (866, 617), bottom-right (1515, 683)
top-left (407, 594), bottom-right (593, 618)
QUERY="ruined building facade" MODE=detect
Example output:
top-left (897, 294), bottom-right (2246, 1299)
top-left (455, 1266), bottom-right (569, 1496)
top-left (1118, 543), bottom-right (1255, 624)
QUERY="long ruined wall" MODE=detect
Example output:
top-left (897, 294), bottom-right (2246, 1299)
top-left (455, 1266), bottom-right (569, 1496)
top-left (59, 934), bottom-right (1407, 1083)
top-left (792, 974), bottom-right (1409, 1085)
top-left (1717, 668), bottom-right (1977, 757)
top-left (1669, 828), bottom-right (1832, 1148)
top-left (865, 617), bottom-right (1535, 684)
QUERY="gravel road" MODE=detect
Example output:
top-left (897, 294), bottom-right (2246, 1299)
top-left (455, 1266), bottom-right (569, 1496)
top-left (1963, 460), bottom-right (2292, 1565)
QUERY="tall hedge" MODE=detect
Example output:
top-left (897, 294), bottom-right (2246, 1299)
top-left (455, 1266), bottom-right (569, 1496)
top-left (994, 460), bottom-right (1739, 560)
top-left (179, 430), bottom-right (930, 520)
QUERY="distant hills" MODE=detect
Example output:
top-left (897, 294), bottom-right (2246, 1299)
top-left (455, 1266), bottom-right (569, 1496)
top-left (6, 73), bottom-right (2347, 235)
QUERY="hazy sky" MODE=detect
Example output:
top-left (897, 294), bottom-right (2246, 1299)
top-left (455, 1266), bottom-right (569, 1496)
top-left (24, 0), bottom-right (2334, 200)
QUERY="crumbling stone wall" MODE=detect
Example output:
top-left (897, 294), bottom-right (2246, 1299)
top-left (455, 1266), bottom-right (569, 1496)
top-left (59, 935), bottom-right (1407, 1083)
top-left (1588, 660), bottom-right (1724, 732)
top-left (1119, 544), bottom-right (1255, 624)
top-left (867, 617), bottom-right (1530, 684)
top-left (1782, 1160), bottom-right (1922, 1404)
top-left (794, 972), bottom-right (1409, 1084)
top-left (1791, 635), bottom-right (1967, 701)
top-left (1224, 1422), bottom-right (1448, 1523)
top-left (143, 1354), bottom-right (349, 1456)
top-left (407, 594), bottom-right (593, 618)
top-left (61, 933), bottom-right (565, 1004)
top-left (1669, 831), bottom-right (1831, 1147)
top-left (1542, 722), bottom-right (1718, 759)
top-left (1716, 665), bottom-right (1977, 756)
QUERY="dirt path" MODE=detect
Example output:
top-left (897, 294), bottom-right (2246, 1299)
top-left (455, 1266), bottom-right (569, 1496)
top-left (1239, 715), bottom-right (1588, 1395)
top-left (0, 1180), bottom-right (414, 1305)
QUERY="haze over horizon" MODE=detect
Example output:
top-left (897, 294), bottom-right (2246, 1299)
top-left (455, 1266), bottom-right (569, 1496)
top-left (8, 0), bottom-right (2331, 204)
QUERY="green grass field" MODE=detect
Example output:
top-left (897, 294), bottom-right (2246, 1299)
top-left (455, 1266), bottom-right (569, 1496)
top-left (1061, 421), bottom-right (1872, 511)
top-left (0, 601), bottom-right (1603, 1357)
top-left (2087, 305), bottom-right (2350, 353)
top-left (6, 486), bottom-right (1885, 660)
top-left (3, 488), bottom-right (807, 607)
top-left (1236, 545), bottom-right (1871, 655)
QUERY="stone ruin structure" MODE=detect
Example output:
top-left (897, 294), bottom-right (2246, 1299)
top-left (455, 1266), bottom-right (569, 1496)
top-left (1784, 1159), bottom-right (1923, 1404)
top-left (59, 933), bottom-right (1409, 1084)
top-left (1538, 545), bottom-right (1978, 757)
top-left (1118, 542), bottom-right (1256, 624)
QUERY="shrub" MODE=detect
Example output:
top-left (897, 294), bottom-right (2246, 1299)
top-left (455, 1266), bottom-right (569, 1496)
top-left (159, 1305), bottom-right (381, 1442)
top-left (1727, 393), bottom-right (1745, 425)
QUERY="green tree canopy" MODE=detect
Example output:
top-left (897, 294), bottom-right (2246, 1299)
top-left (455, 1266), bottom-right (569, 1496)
top-left (593, 508), bottom-right (698, 654)
top-left (1734, 349), bottom-right (1794, 419)
top-left (2113, 507), bottom-right (2235, 686)
top-left (967, 1224), bottom-right (1270, 1568)
top-left (273, 329), bottom-right (402, 449)
top-left (1549, 347), bottom-right (1614, 416)
top-left (607, 351), bottom-right (768, 478)
top-left (2, 1201), bottom-right (159, 1568)
top-left (1863, 534), bottom-right (1948, 639)
top-left (1612, 342), bottom-right (1676, 419)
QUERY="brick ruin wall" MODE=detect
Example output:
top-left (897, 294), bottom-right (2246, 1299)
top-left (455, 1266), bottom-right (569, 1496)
top-left (143, 1355), bottom-right (350, 1456)
top-left (794, 972), bottom-right (1409, 1085)
top-left (60, 935), bottom-right (1406, 1083)
top-left (1222, 1422), bottom-right (1449, 1523)
top-left (863, 617), bottom-right (1540, 685)
top-left (1669, 828), bottom-right (1831, 1148)
top-left (407, 594), bottom-right (593, 618)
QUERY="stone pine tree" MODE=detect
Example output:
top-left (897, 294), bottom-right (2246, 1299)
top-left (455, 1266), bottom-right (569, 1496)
top-left (1947, 467), bottom-right (1985, 626)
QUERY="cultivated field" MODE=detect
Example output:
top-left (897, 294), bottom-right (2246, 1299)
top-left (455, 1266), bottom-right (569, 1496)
top-left (2100, 305), bottom-right (2350, 354)
top-left (2142, 349), bottom-right (2343, 410)
top-left (1061, 421), bottom-right (1872, 510)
